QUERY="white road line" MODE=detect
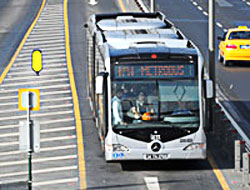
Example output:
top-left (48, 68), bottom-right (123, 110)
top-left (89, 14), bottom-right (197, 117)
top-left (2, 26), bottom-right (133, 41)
top-left (0, 128), bottom-right (76, 139)
top-left (0, 110), bottom-right (73, 121)
top-left (247, 2), bottom-right (250, 5)
top-left (5, 73), bottom-right (67, 80)
top-left (32, 27), bottom-right (63, 31)
top-left (197, 6), bottom-right (203, 11)
top-left (0, 166), bottom-right (77, 178)
top-left (22, 43), bottom-right (65, 49)
top-left (0, 118), bottom-right (74, 129)
top-left (24, 39), bottom-right (64, 45)
top-left (0, 145), bottom-right (76, 156)
top-left (7, 68), bottom-right (67, 76)
top-left (192, 1), bottom-right (198, 6)
top-left (37, 20), bottom-right (63, 24)
top-left (215, 0), bottom-right (233, 7)
top-left (223, 28), bottom-right (228, 32)
top-left (16, 53), bottom-right (65, 61)
top-left (0, 103), bottom-right (72, 115)
top-left (26, 34), bottom-right (64, 41)
top-left (33, 178), bottom-right (78, 187)
top-left (0, 135), bottom-right (76, 147)
top-left (41, 135), bottom-right (76, 142)
top-left (26, 36), bottom-right (64, 42)
top-left (0, 89), bottom-right (70, 101)
top-left (203, 11), bottom-right (208, 16)
top-left (0, 155), bottom-right (77, 167)
top-left (216, 22), bottom-right (223, 28)
top-left (18, 50), bottom-right (65, 57)
top-left (1, 78), bottom-right (68, 87)
top-left (14, 58), bottom-right (66, 65)
top-left (144, 177), bottom-right (161, 190)
top-left (0, 84), bottom-right (70, 94)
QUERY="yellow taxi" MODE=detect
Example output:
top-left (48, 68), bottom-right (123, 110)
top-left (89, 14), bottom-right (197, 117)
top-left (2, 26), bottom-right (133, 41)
top-left (218, 26), bottom-right (250, 66)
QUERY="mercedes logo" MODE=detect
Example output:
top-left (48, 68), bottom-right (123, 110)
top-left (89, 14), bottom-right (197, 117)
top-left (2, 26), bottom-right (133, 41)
top-left (151, 142), bottom-right (161, 152)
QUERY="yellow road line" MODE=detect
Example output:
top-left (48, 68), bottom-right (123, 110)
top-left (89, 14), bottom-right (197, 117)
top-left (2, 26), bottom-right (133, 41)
top-left (0, 0), bottom-right (46, 84)
top-left (64, 0), bottom-right (87, 189)
top-left (118, 0), bottom-right (127, 12)
top-left (118, 1), bottom-right (231, 189)
top-left (208, 152), bottom-right (230, 190)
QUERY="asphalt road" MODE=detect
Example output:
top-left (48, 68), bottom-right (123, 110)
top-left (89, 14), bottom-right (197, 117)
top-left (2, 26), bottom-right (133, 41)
top-left (0, 0), bottom-right (43, 76)
top-left (0, 0), bottom-right (243, 189)
top-left (155, 0), bottom-right (250, 141)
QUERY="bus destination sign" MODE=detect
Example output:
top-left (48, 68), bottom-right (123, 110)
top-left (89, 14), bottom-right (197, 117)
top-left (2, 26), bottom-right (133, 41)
top-left (114, 64), bottom-right (195, 79)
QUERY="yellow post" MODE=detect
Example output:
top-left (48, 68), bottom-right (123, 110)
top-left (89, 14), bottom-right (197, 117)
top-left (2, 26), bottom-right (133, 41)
top-left (32, 50), bottom-right (43, 75)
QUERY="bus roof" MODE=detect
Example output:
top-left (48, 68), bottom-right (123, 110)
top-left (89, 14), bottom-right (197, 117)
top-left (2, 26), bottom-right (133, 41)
top-left (109, 46), bottom-right (197, 61)
top-left (89, 12), bottom-right (173, 31)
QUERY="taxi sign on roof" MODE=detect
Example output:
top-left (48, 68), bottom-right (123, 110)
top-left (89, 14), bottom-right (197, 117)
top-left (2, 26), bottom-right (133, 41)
top-left (238, 26), bottom-right (248, 29)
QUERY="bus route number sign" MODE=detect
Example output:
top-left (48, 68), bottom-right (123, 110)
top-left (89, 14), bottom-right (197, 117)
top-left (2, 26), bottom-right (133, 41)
top-left (114, 64), bottom-right (195, 79)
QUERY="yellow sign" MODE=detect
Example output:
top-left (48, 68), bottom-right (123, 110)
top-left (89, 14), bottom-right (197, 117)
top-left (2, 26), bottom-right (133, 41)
top-left (18, 89), bottom-right (40, 111)
top-left (32, 49), bottom-right (43, 75)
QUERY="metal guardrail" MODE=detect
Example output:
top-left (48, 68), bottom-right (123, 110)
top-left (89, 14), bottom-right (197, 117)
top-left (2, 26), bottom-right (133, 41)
top-left (216, 99), bottom-right (250, 153)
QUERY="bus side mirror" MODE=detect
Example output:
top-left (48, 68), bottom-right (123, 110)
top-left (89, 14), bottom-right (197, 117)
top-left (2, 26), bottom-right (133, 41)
top-left (96, 75), bottom-right (104, 95)
top-left (205, 79), bottom-right (213, 99)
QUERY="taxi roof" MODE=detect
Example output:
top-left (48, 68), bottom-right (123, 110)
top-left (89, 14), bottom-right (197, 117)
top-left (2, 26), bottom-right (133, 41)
top-left (227, 26), bottom-right (250, 32)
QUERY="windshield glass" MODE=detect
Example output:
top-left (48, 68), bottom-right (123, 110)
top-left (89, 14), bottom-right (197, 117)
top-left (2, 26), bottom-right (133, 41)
top-left (111, 79), bottom-right (200, 130)
top-left (228, 31), bottom-right (250, 40)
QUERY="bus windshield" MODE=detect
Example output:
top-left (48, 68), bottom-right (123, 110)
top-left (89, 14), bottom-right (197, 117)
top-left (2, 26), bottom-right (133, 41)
top-left (111, 80), bottom-right (200, 130)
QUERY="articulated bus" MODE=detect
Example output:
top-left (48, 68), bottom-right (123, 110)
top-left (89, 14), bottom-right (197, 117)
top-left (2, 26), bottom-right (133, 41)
top-left (85, 12), bottom-right (213, 161)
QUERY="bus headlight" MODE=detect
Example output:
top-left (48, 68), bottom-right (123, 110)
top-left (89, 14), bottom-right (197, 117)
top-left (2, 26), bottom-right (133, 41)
top-left (183, 143), bottom-right (205, 151)
top-left (112, 144), bottom-right (129, 152)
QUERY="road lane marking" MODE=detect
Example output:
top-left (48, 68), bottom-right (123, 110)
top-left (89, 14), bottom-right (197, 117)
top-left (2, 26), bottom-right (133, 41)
top-left (1, 78), bottom-right (68, 87)
top-left (0, 103), bottom-right (73, 114)
top-left (33, 178), bottom-right (78, 187)
top-left (22, 43), bottom-right (65, 49)
top-left (208, 152), bottom-right (231, 190)
top-left (144, 177), bottom-right (161, 190)
top-left (0, 90), bottom-right (71, 101)
top-left (0, 118), bottom-right (74, 130)
top-left (0, 110), bottom-right (73, 121)
top-left (0, 0), bottom-right (46, 84)
top-left (64, 0), bottom-right (87, 189)
top-left (0, 96), bottom-right (72, 107)
top-left (216, 22), bottom-right (223, 28)
top-left (215, 0), bottom-right (233, 7)
top-left (5, 73), bottom-right (67, 80)
top-left (24, 39), bottom-right (65, 45)
top-left (14, 58), bottom-right (66, 65)
top-left (0, 155), bottom-right (77, 167)
top-left (197, 6), bottom-right (203, 11)
top-left (0, 126), bottom-right (75, 138)
top-left (203, 11), bottom-right (208, 16)
top-left (192, 1), bottom-right (198, 6)
top-left (0, 145), bottom-right (76, 156)
top-left (0, 84), bottom-right (70, 94)
top-left (18, 50), bottom-right (65, 57)
top-left (0, 135), bottom-right (76, 147)
top-left (0, 166), bottom-right (77, 178)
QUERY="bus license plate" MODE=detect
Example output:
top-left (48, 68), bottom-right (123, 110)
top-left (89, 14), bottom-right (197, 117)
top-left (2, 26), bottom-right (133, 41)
top-left (144, 154), bottom-right (169, 160)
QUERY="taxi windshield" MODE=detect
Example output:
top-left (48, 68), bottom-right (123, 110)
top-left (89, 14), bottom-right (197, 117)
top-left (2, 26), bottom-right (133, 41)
top-left (228, 31), bottom-right (250, 40)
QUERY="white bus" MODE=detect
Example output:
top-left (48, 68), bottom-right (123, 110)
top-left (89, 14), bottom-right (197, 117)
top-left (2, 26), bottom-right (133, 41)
top-left (85, 12), bottom-right (213, 161)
